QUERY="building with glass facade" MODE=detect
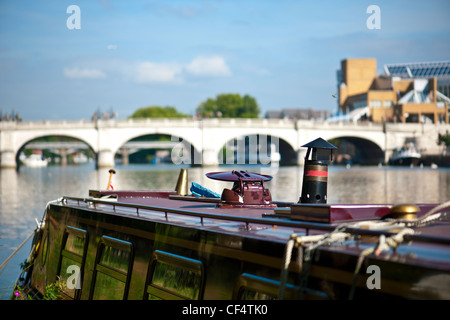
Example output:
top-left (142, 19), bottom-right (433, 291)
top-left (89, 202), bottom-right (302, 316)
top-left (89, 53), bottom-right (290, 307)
top-left (337, 58), bottom-right (449, 124)
top-left (384, 61), bottom-right (450, 98)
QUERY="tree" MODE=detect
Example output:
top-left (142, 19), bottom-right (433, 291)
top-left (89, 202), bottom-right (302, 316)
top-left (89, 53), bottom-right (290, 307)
top-left (196, 94), bottom-right (260, 118)
top-left (438, 133), bottom-right (450, 147)
top-left (129, 106), bottom-right (188, 118)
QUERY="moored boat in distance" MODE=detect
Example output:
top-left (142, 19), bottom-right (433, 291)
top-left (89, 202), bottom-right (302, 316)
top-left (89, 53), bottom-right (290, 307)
top-left (12, 139), bottom-right (450, 300)
top-left (389, 142), bottom-right (422, 166)
top-left (20, 152), bottom-right (48, 167)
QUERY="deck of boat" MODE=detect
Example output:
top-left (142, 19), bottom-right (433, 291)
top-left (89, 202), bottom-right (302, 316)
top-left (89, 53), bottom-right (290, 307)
top-left (58, 190), bottom-right (450, 269)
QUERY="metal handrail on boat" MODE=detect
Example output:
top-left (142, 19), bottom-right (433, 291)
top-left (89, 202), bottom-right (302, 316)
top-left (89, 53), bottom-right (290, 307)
top-left (59, 196), bottom-right (450, 247)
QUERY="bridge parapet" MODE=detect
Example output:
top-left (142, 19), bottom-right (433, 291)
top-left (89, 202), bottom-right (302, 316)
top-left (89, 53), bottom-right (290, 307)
top-left (200, 118), bottom-right (295, 128)
top-left (3, 118), bottom-right (450, 131)
top-left (118, 118), bottom-right (200, 128)
top-left (0, 119), bottom-right (96, 130)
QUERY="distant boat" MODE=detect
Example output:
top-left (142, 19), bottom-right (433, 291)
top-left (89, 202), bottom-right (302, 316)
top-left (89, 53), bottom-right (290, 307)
top-left (73, 153), bottom-right (89, 164)
top-left (21, 153), bottom-right (48, 167)
top-left (389, 142), bottom-right (421, 166)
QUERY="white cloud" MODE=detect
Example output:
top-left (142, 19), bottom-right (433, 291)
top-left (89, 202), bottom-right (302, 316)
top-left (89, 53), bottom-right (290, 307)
top-left (132, 56), bottom-right (231, 83)
top-left (134, 62), bottom-right (182, 83)
top-left (63, 55), bottom-right (231, 84)
top-left (107, 44), bottom-right (118, 50)
top-left (185, 55), bottom-right (231, 77)
top-left (63, 67), bottom-right (106, 79)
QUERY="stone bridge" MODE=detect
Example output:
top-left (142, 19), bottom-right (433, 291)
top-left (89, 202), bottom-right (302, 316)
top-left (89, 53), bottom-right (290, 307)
top-left (1, 118), bottom-right (448, 168)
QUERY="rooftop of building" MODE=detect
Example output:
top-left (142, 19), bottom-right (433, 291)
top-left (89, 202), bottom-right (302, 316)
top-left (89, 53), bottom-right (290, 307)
top-left (384, 61), bottom-right (450, 80)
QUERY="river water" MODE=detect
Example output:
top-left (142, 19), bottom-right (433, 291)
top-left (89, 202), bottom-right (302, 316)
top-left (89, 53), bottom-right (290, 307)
top-left (1, 163), bottom-right (450, 299)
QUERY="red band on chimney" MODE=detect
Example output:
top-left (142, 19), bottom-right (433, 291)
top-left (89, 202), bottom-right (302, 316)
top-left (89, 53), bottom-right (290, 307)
top-left (305, 170), bottom-right (328, 177)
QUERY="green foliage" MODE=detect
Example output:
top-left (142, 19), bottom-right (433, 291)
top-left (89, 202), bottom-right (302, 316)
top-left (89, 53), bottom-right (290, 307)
top-left (438, 133), bottom-right (450, 147)
top-left (13, 277), bottom-right (66, 300)
top-left (129, 106), bottom-right (188, 119)
top-left (42, 278), bottom-right (66, 300)
top-left (196, 93), bottom-right (260, 118)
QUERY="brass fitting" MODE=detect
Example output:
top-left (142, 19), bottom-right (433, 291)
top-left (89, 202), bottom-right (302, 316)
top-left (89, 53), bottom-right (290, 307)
top-left (390, 204), bottom-right (420, 220)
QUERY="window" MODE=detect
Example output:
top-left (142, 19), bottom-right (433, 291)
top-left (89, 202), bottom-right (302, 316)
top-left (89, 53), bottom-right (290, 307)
top-left (384, 100), bottom-right (393, 107)
top-left (233, 274), bottom-right (279, 300)
top-left (233, 273), bottom-right (329, 300)
top-left (370, 100), bottom-right (382, 108)
top-left (58, 226), bottom-right (88, 299)
top-left (90, 236), bottom-right (133, 300)
top-left (353, 100), bottom-right (367, 110)
top-left (146, 250), bottom-right (204, 300)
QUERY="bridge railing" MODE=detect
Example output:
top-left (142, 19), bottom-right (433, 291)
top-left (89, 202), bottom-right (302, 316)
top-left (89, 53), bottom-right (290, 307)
top-left (1, 118), bottom-right (299, 129)
top-left (2, 118), bottom-right (450, 132)
top-left (0, 119), bottom-right (96, 130)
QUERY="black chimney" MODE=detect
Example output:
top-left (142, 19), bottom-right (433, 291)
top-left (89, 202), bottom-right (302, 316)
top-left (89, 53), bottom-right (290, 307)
top-left (299, 138), bottom-right (337, 204)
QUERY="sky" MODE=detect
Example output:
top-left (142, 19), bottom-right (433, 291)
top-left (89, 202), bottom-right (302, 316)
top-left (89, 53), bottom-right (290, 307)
top-left (0, 0), bottom-right (449, 121)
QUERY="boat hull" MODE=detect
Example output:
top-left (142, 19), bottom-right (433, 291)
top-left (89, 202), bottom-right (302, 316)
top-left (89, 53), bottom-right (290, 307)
top-left (15, 195), bottom-right (450, 300)
top-left (389, 157), bottom-right (421, 166)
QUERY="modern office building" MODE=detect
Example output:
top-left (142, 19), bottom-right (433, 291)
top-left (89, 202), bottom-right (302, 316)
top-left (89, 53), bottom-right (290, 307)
top-left (337, 58), bottom-right (449, 123)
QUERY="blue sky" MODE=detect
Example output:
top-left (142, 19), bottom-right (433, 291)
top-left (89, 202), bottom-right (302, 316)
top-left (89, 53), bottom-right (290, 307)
top-left (0, 0), bottom-right (449, 120)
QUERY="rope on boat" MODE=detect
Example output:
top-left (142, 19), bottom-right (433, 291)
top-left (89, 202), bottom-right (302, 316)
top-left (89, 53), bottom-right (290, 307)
top-left (0, 230), bottom-right (36, 272)
top-left (347, 201), bottom-right (450, 299)
top-left (278, 235), bottom-right (298, 300)
top-left (278, 200), bottom-right (450, 300)
top-left (0, 199), bottom-right (56, 274)
top-left (402, 200), bottom-right (450, 228)
top-left (348, 227), bottom-right (415, 300)
top-left (278, 225), bottom-right (351, 299)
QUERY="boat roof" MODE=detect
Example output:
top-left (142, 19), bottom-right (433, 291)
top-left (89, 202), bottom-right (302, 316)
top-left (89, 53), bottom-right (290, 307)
top-left (58, 189), bottom-right (450, 270)
top-left (87, 189), bottom-right (441, 223)
top-left (61, 190), bottom-right (450, 252)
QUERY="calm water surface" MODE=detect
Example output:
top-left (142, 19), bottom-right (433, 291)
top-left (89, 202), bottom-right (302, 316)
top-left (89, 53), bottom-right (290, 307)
top-left (1, 163), bottom-right (450, 298)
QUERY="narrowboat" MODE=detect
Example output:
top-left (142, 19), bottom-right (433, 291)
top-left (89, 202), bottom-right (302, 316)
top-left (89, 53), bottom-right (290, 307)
top-left (12, 139), bottom-right (450, 301)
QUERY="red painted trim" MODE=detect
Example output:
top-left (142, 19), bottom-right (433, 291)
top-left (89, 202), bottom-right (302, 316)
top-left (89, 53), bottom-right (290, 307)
top-left (305, 170), bottom-right (328, 177)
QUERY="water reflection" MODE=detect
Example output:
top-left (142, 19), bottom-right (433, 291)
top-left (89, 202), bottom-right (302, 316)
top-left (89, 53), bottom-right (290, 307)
top-left (328, 166), bottom-right (450, 204)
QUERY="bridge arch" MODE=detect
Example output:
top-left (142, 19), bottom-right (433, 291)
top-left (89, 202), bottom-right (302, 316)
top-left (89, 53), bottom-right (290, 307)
top-left (114, 133), bottom-right (202, 165)
top-left (216, 133), bottom-right (297, 166)
top-left (328, 136), bottom-right (385, 165)
top-left (15, 134), bottom-right (96, 168)
top-left (106, 127), bottom-right (202, 158)
top-left (12, 128), bottom-right (98, 155)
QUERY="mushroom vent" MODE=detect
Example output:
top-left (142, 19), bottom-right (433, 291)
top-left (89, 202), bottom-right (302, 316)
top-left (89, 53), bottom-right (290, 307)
top-left (206, 170), bottom-right (275, 208)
